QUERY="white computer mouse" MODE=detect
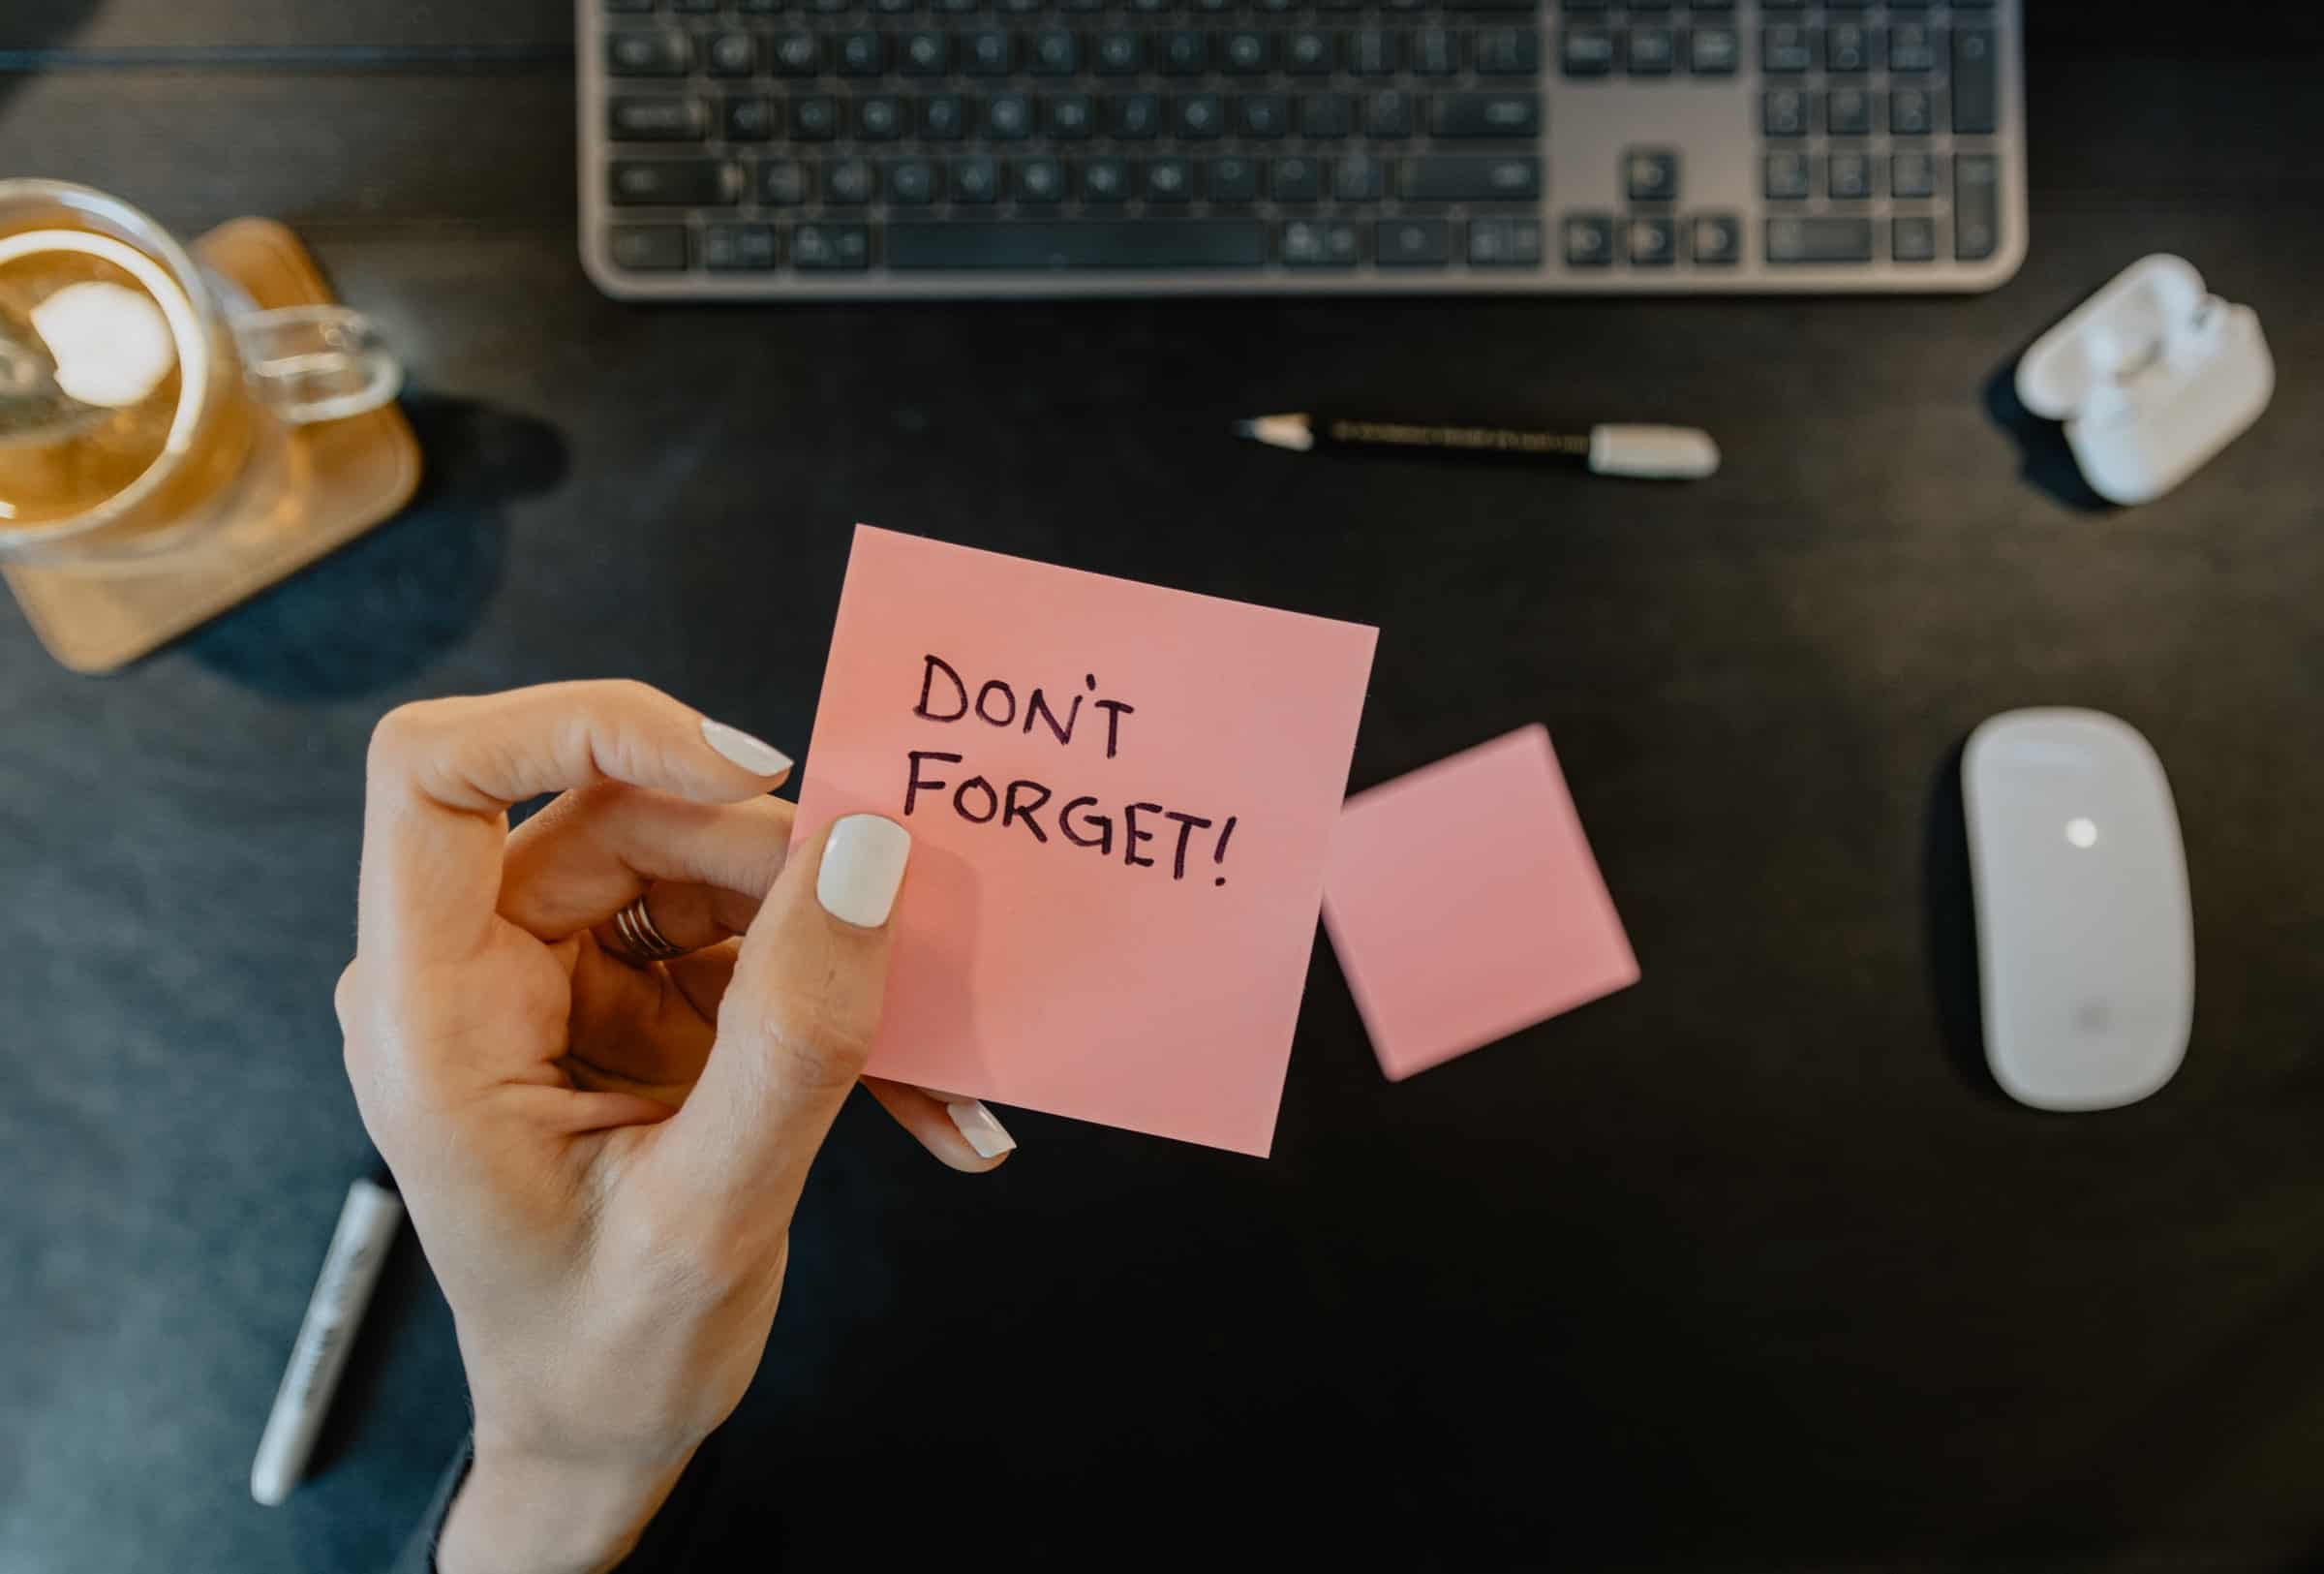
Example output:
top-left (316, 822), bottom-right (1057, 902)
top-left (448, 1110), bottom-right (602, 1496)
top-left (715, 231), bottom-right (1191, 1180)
top-left (1962, 708), bottom-right (2194, 1110)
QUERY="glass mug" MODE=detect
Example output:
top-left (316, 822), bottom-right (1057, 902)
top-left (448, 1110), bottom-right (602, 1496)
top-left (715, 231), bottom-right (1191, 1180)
top-left (0, 179), bottom-right (401, 568)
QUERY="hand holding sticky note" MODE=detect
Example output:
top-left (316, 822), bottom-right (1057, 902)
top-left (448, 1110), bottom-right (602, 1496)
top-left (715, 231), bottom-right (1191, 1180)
top-left (796, 527), bottom-right (1377, 1156)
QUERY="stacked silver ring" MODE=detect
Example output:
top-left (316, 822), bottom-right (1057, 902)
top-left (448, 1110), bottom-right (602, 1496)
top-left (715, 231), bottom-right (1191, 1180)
top-left (608, 895), bottom-right (688, 963)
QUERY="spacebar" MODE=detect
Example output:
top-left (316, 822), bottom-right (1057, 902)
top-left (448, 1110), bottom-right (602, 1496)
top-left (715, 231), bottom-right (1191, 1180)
top-left (886, 221), bottom-right (1269, 269)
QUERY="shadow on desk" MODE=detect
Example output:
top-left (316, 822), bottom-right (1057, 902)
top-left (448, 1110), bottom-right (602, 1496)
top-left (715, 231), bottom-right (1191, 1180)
top-left (1982, 338), bottom-right (2115, 515)
top-left (188, 395), bottom-right (565, 700)
top-left (1922, 737), bottom-right (2009, 1108)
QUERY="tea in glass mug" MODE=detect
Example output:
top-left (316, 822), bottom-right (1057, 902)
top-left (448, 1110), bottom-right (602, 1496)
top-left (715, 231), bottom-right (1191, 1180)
top-left (0, 180), bottom-right (400, 567)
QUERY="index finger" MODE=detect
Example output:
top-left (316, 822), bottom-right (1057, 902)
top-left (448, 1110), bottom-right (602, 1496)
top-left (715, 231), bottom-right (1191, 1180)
top-left (357, 680), bottom-right (791, 965)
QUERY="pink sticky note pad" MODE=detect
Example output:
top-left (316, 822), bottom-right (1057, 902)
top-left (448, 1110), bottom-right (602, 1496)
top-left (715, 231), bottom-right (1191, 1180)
top-left (1323, 725), bottom-right (1638, 1081)
top-left (796, 526), bottom-right (1377, 1156)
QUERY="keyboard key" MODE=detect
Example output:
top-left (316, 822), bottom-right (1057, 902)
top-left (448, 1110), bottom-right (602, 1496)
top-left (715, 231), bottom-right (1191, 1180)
top-left (987, 92), bottom-right (1034, 138)
top-left (605, 0), bottom-right (656, 11)
top-left (1221, 30), bottom-right (1270, 73)
top-left (1238, 94), bottom-right (1291, 137)
top-left (886, 220), bottom-right (1269, 267)
top-left (1762, 88), bottom-right (1809, 138)
top-left (1334, 154), bottom-right (1386, 201)
top-left (1414, 27), bottom-right (1459, 75)
top-left (837, 30), bottom-right (885, 73)
top-left (608, 224), bottom-right (688, 270)
top-left (1766, 215), bottom-right (1872, 263)
top-left (1271, 155), bottom-right (1322, 201)
top-left (1562, 214), bottom-right (1614, 265)
top-left (857, 95), bottom-right (905, 139)
top-left (1467, 217), bottom-right (1543, 265)
top-left (1890, 149), bottom-right (1937, 200)
top-left (1285, 29), bottom-right (1334, 74)
top-left (606, 32), bottom-right (690, 76)
top-left (1887, 20), bottom-right (1936, 73)
top-left (1032, 28), bottom-right (1080, 72)
top-left (950, 154), bottom-right (1001, 201)
top-left (1626, 215), bottom-right (1675, 264)
top-left (1282, 219), bottom-right (1363, 266)
top-left (1365, 89), bottom-right (1415, 138)
top-left (921, 94), bottom-right (968, 139)
top-left (1760, 23), bottom-right (1811, 73)
top-left (1377, 219), bottom-right (1451, 266)
top-left (1400, 154), bottom-right (1540, 201)
top-left (1047, 94), bottom-right (1095, 137)
top-left (1623, 147), bottom-right (1678, 202)
top-left (873, 0), bottom-right (916, 13)
top-left (825, 158), bottom-right (877, 203)
top-left (1953, 27), bottom-right (1999, 134)
top-left (1892, 215), bottom-right (1938, 262)
top-left (1824, 21), bottom-right (1870, 73)
top-left (722, 96), bottom-right (776, 140)
top-left (1761, 151), bottom-right (1809, 201)
top-left (1689, 25), bottom-right (1738, 73)
top-left (1825, 150), bottom-right (1871, 200)
top-left (1301, 94), bottom-right (1353, 138)
top-left (1350, 30), bottom-right (1398, 75)
top-left (1889, 87), bottom-right (1934, 136)
top-left (1689, 212), bottom-right (1739, 263)
top-left (1161, 28), bottom-right (1207, 73)
top-left (1015, 155), bottom-right (1066, 201)
top-left (706, 31), bottom-right (757, 75)
top-left (759, 159), bottom-right (810, 204)
top-left (1207, 155), bottom-right (1260, 202)
top-left (791, 223), bottom-right (871, 270)
top-left (888, 157), bottom-right (942, 203)
top-left (1081, 156), bottom-right (1131, 201)
top-left (965, 29), bottom-right (1014, 73)
top-left (703, 222), bottom-right (778, 270)
top-left (1954, 151), bottom-right (2000, 260)
top-left (1561, 26), bottom-right (1615, 76)
top-left (1825, 86), bottom-right (1871, 137)
top-left (902, 30), bottom-right (950, 74)
top-left (1433, 92), bottom-right (1541, 138)
top-left (610, 158), bottom-right (736, 204)
top-left (1095, 31), bottom-right (1144, 72)
top-left (769, 31), bottom-right (820, 74)
top-left (1628, 25), bottom-right (1676, 75)
top-left (1176, 93), bottom-right (1226, 138)
top-left (1146, 156), bottom-right (1193, 201)
top-left (792, 95), bottom-right (840, 139)
top-left (610, 96), bottom-right (707, 140)
top-left (1473, 28), bottom-right (1537, 75)
top-left (1108, 93), bottom-right (1162, 137)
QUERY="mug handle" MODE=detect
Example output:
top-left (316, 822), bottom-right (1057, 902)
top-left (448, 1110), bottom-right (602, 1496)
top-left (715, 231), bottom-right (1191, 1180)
top-left (229, 305), bottom-right (402, 426)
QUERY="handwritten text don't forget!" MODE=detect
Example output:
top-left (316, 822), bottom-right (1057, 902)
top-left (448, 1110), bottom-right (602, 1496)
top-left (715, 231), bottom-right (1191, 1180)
top-left (899, 656), bottom-right (1240, 886)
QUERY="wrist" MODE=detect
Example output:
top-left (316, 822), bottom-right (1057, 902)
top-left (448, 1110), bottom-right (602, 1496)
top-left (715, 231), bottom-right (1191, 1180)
top-left (437, 1434), bottom-right (693, 1574)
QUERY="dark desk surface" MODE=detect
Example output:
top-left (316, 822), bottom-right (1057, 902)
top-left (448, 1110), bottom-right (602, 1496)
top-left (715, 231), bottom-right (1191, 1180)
top-left (6, 4), bottom-right (2322, 1569)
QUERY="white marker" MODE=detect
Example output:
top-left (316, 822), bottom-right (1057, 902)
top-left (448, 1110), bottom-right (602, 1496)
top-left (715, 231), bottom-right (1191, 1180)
top-left (1233, 412), bottom-right (1721, 479)
top-left (251, 1177), bottom-right (404, 1506)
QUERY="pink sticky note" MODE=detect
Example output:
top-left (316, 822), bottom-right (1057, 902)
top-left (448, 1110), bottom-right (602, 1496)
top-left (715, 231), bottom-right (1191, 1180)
top-left (795, 526), bottom-right (1377, 1156)
top-left (1323, 725), bottom-right (1638, 1081)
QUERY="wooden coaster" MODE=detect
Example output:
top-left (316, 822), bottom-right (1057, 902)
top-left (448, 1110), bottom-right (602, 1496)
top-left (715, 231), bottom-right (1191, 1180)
top-left (4, 219), bottom-right (422, 674)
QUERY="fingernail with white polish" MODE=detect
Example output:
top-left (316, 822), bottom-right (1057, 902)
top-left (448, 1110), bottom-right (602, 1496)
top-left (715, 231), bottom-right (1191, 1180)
top-left (701, 718), bottom-right (792, 777)
top-left (817, 815), bottom-right (911, 928)
top-left (941, 1097), bottom-right (1017, 1159)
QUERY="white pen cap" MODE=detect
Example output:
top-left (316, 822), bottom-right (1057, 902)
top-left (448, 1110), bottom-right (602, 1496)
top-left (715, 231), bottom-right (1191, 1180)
top-left (1586, 423), bottom-right (1722, 479)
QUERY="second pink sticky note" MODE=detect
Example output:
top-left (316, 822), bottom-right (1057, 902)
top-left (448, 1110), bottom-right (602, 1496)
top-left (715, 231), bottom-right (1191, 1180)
top-left (1323, 725), bottom-right (1638, 1081)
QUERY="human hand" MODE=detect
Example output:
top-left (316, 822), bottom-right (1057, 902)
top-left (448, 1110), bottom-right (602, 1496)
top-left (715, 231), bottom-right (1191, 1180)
top-left (336, 682), bottom-right (1010, 1574)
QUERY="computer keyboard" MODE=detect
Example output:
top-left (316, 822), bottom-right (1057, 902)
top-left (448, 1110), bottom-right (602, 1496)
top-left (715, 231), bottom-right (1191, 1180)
top-left (577, 0), bottom-right (2024, 298)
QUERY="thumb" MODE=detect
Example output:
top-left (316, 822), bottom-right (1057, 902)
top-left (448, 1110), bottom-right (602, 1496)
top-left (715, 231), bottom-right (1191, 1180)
top-left (660, 814), bottom-right (913, 1213)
